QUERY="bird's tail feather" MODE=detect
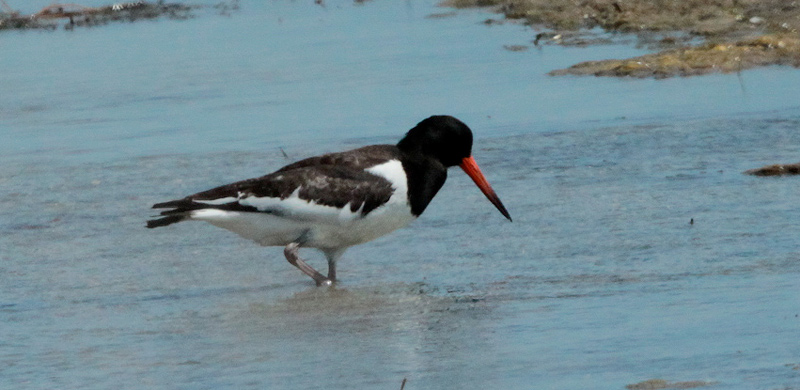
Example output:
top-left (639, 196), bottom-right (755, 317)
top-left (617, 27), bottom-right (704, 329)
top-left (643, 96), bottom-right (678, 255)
top-left (147, 197), bottom-right (257, 228)
top-left (147, 199), bottom-right (195, 228)
top-left (146, 214), bottom-right (186, 228)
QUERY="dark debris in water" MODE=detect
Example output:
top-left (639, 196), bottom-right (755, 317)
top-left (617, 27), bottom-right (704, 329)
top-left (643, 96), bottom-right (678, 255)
top-left (425, 11), bottom-right (458, 19)
top-left (744, 162), bottom-right (800, 176)
top-left (626, 378), bottom-right (718, 390)
top-left (502, 44), bottom-right (528, 52)
top-left (0, 0), bottom-right (238, 31)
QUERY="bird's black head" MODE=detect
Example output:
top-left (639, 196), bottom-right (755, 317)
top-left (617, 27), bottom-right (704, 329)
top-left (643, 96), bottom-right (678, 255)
top-left (396, 115), bottom-right (473, 167)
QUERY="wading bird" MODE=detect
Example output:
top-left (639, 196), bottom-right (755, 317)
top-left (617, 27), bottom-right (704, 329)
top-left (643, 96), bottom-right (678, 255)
top-left (147, 115), bottom-right (511, 286)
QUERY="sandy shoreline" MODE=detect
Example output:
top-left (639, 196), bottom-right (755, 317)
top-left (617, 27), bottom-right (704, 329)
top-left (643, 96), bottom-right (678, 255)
top-left (443, 0), bottom-right (800, 78)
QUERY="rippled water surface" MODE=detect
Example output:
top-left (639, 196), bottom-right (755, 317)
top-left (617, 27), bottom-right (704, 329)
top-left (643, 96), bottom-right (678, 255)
top-left (2, 1), bottom-right (800, 389)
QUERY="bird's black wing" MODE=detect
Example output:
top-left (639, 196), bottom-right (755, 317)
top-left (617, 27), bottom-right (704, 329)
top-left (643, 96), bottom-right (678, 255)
top-left (147, 148), bottom-right (399, 228)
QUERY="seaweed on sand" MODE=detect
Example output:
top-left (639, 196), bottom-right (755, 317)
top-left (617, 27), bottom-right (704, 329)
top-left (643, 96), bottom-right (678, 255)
top-left (0, 1), bottom-right (237, 31)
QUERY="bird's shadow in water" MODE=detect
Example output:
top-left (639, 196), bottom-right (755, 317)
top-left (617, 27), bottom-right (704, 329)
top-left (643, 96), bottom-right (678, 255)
top-left (240, 281), bottom-right (495, 336)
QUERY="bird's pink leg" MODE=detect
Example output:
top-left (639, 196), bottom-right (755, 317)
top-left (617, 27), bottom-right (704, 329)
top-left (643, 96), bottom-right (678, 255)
top-left (284, 243), bottom-right (332, 287)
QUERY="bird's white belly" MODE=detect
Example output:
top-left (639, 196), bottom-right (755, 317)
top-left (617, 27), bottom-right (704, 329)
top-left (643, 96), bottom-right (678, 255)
top-left (190, 201), bottom-right (415, 249)
top-left (190, 159), bottom-right (415, 249)
top-left (314, 200), bottom-right (416, 247)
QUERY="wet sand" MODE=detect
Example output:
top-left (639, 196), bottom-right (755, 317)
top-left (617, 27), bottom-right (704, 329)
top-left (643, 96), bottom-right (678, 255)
top-left (443, 0), bottom-right (800, 77)
top-left (0, 1), bottom-right (236, 31)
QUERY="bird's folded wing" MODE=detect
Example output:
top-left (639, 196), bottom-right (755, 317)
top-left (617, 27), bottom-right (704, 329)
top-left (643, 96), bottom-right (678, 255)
top-left (153, 165), bottom-right (395, 220)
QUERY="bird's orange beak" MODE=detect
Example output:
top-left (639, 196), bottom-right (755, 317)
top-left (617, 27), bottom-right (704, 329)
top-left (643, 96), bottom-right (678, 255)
top-left (459, 156), bottom-right (512, 221)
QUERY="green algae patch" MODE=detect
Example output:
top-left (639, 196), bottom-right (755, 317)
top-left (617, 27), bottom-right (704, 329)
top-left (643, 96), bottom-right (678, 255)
top-left (549, 34), bottom-right (800, 78)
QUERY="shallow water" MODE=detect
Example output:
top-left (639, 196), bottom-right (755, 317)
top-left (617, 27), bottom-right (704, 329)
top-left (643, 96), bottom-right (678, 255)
top-left (2, 1), bottom-right (800, 389)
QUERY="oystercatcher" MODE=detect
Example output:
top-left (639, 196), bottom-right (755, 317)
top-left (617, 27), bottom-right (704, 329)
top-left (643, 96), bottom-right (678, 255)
top-left (147, 115), bottom-right (511, 286)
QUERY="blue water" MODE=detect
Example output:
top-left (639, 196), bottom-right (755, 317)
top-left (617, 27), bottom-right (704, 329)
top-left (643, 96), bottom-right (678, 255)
top-left (2, 1), bottom-right (800, 389)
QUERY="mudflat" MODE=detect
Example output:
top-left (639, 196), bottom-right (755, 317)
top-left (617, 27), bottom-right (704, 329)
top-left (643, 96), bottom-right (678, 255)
top-left (444, 0), bottom-right (800, 77)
